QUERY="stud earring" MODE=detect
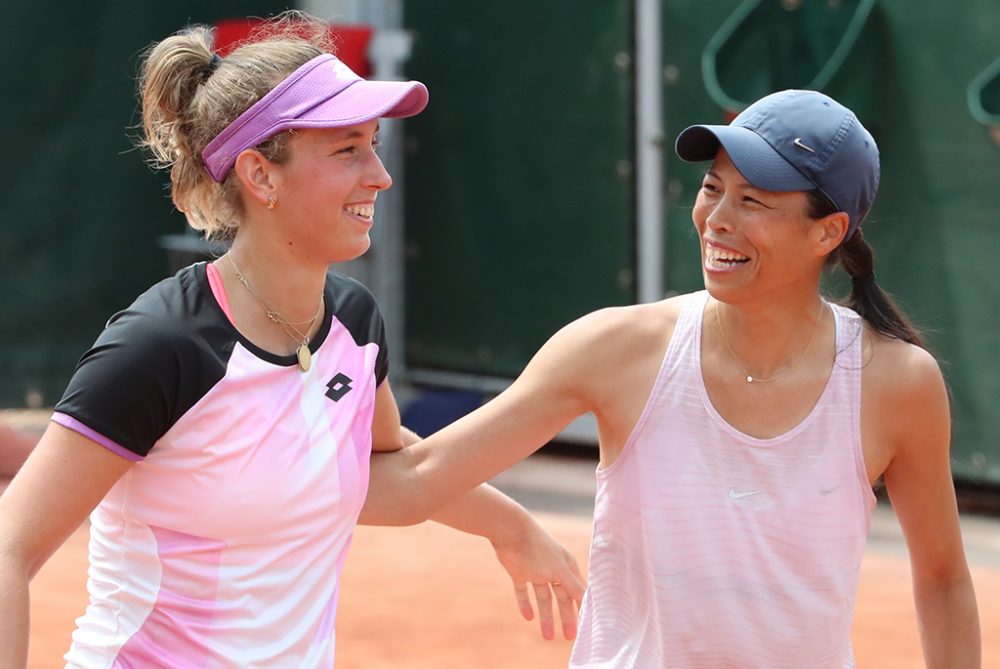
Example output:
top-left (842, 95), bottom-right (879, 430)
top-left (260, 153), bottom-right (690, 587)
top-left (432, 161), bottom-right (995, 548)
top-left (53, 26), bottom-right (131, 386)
top-left (266, 195), bottom-right (277, 210)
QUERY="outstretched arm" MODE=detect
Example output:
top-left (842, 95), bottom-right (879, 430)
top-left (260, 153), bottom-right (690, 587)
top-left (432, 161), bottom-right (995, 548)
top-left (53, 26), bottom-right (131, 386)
top-left (363, 316), bottom-right (594, 526)
top-left (363, 381), bottom-right (586, 639)
top-left (877, 345), bottom-right (980, 668)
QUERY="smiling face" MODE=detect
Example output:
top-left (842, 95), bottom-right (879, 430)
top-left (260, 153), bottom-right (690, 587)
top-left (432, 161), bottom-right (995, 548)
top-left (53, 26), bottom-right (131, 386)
top-left (692, 150), bottom-right (838, 304)
top-left (270, 120), bottom-right (392, 264)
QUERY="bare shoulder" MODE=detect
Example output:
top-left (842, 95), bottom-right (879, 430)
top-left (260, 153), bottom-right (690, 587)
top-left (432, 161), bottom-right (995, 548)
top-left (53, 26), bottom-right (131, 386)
top-left (864, 326), bottom-right (947, 404)
top-left (862, 326), bottom-right (950, 470)
top-left (551, 293), bottom-right (688, 353)
top-left (526, 294), bottom-right (690, 412)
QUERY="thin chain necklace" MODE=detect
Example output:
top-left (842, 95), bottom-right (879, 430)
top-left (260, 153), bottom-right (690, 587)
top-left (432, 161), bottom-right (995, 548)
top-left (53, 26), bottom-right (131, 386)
top-left (715, 300), bottom-right (825, 384)
top-left (227, 254), bottom-right (323, 372)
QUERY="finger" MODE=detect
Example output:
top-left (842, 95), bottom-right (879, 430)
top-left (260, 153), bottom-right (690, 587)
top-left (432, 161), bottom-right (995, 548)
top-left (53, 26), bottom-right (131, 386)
top-left (557, 551), bottom-right (587, 605)
top-left (553, 584), bottom-right (579, 640)
top-left (532, 582), bottom-right (555, 641)
top-left (570, 553), bottom-right (586, 583)
top-left (512, 582), bottom-right (534, 621)
top-left (562, 570), bottom-right (586, 606)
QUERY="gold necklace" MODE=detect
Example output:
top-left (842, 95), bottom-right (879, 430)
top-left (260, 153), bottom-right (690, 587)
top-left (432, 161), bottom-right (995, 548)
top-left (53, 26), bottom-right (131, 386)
top-left (227, 254), bottom-right (323, 372)
top-left (715, 300), bottom-right (825, 384)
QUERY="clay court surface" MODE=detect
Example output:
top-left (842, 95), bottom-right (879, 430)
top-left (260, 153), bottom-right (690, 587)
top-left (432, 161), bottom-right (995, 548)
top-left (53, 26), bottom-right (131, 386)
top-left (13, 451), bottom-right (1000, 668)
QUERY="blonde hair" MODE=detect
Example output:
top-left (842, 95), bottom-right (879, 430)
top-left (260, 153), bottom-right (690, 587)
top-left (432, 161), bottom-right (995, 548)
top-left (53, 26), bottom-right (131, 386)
top-left (138, 11), bottom-right (337, 239)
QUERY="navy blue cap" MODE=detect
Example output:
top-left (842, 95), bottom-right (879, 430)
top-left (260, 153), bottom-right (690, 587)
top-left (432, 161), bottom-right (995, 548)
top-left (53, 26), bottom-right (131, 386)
top-left (675, 89), bottom-right (880, 239)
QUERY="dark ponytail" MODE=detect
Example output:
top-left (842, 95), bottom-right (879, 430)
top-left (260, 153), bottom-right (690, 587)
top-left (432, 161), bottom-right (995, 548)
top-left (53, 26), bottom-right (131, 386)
top-left (807, 190), bottom-right (925, 349)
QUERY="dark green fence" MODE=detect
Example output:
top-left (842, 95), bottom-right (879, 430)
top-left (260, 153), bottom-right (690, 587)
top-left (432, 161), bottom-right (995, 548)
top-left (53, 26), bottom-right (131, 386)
top-left (402, 1), bottom-right (635, 378)
top-left (660, 0), bottom-right (1000, 484)
top-left (403, 0), bottom-right (1000, 484)
top-left (4, 1), bottom-right (999, 484)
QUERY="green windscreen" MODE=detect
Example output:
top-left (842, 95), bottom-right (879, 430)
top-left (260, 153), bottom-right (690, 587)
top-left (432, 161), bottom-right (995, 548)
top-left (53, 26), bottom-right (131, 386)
top-left (402, 1), bottom-right (635, 378)
top-left (663, 0), bottom-right (1000, 484)
top-left (0, 2), bottom-right (288, 407)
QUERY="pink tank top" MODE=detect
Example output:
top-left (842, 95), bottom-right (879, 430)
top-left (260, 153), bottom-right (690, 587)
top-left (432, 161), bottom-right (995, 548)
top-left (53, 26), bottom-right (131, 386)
top-left (570, 291), bottom-right (876, 668)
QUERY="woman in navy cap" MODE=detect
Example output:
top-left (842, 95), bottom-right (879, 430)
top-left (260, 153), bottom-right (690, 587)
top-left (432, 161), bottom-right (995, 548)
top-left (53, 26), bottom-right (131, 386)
top-left (0, 12), bottom-right (583, 667)
top-left (365, 89), bottom-right (981, 667)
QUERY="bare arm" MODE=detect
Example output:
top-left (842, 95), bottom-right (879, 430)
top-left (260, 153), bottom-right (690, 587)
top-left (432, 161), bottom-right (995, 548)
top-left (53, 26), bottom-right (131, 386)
top-left (427, 479), bottom-right (585, 640)
top-left (0, 422), bottom-right (133, 667)
top-left (876, 344), bottom-right (980, 668)
top-left (362, 380), bottom-right (587, 638)
top-left (360, 300), bottom-right (678, 523)
top-left (362, 318), bottom-right (594, 527)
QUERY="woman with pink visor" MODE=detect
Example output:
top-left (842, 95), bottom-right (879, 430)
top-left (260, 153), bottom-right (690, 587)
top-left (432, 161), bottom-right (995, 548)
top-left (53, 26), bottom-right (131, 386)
top-left (0, 13), bottom-right (582, 667)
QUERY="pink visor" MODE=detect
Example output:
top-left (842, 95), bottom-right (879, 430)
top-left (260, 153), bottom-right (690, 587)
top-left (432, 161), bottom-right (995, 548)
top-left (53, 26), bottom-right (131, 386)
top-left (202, 54), bottom-right (428, 182)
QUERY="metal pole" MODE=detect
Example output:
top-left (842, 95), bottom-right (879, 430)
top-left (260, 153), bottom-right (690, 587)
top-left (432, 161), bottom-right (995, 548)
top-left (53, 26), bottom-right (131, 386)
top-left (635, 0), bottom-right (665, 303)
top-left (301, 0), bottom-right (411, 377)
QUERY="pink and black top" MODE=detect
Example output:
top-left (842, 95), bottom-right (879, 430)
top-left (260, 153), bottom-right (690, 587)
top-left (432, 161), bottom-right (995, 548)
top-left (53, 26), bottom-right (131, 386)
top-left (53, 262), bottom-right (386, 667)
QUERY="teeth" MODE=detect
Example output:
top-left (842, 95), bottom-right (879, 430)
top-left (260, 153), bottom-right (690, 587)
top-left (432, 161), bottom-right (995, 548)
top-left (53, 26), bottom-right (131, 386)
top-left (707, 246), bottom-right (749, 263)
top-left (346, 205), bottom-right (374, 218)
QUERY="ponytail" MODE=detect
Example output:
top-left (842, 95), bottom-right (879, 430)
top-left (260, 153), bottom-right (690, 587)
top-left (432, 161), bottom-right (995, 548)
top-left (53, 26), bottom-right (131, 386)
top-left (836, 232), bottom-right (925, 347)
top-left (136, 11), bottom-right (335, 238)
top-left (138, 26), bottom-right (217, 172)
top-left (806, 190), bottom-right (926, 349)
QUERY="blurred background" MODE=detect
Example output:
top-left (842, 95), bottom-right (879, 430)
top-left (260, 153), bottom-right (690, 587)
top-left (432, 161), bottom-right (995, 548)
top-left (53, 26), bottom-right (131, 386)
top-left (2, 0), bottom-right (999, 493)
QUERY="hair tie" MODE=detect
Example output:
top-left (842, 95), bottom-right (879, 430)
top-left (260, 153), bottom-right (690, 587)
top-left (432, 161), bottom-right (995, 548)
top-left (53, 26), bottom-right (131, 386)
top-left (206, 53), bottom-right (223, 77)
top-left (852, 272), bottom-right (876, 289)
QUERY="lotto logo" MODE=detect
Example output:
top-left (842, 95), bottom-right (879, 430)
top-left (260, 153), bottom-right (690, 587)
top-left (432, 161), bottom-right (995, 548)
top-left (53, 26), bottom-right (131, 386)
top-left (326, 373), bottom-right (353, 402)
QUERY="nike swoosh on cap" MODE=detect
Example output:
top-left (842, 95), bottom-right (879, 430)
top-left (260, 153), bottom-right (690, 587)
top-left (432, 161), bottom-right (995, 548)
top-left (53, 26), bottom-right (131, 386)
top-left (793, 137), bottom-right (816, 153)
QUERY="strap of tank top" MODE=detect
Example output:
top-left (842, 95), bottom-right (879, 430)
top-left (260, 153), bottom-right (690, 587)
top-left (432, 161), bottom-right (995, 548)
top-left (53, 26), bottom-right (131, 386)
top-left (658, 291), bottom-right (707, 370)
top-left (680, 290), bottom-right (710, 349)
top-left (831, 303), bottom-right (864, 374)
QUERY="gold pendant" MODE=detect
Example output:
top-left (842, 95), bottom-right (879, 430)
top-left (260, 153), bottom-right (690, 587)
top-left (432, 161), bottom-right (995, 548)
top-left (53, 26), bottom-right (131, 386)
top-left (296, 344), bottom-right (312, 372)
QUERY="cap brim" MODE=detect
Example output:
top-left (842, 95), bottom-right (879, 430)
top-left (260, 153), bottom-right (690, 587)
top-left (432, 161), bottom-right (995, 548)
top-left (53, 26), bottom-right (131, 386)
top-left (291, 79), bottom-right (429, 128)
top-left (675, 124), bottom-right (814, 193)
